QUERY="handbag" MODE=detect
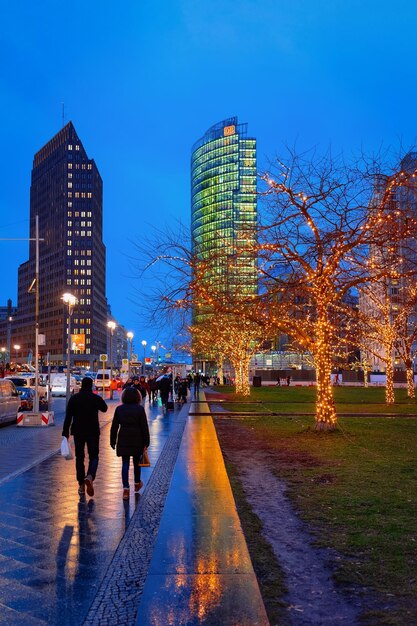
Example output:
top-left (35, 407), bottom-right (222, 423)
top-left (138, 447), bottom-right (150, 467)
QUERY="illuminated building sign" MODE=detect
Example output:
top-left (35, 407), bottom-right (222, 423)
top-left (223, 125), bottom-right (235, 136)
top-left (71, 333), bottom-right (86, 351)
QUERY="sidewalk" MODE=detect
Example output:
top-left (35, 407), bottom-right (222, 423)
top-left (0, 393), bottom-right (268, 625)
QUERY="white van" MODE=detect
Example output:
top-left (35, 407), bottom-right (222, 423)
top-left (51, 375), bottom-right (77, 397)
top-left (95, 369), bottom-right (111, 390)
top-left (0, 379), bottom-right (21, 424)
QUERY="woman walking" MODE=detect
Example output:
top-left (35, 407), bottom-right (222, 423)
top-left (110, 386), bottom-right (150, 500)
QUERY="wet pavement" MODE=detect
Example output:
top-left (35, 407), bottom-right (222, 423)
top-left (0, 393), bottom-right (268, 625)
top-left (0, 395), bottom-right (178, 625)
top-left (136, 397), bottom-right (269, 626)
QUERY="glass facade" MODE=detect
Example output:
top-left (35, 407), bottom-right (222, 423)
top-left (191, 117), bottom-right (258, 307)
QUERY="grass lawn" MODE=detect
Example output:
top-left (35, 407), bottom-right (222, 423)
top-left (212, 386), bottom-right (417, 624)
top-left (214, 384), bottom-right (417, 415)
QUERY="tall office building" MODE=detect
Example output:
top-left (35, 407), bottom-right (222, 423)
top-left (11, 122), bottom-right (108, 367)
top-left (191, 117), bottom-right (258, 308)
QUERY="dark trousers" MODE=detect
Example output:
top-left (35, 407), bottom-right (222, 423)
top-left (74, 435), bottom-right (99, 485)
top-left (160, 392), bottom-right (169, 407)
top-left (122, 455), bottom-right (141, 488)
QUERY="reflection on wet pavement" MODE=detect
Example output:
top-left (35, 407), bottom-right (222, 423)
top-left (0, 399), bottom-right (175, 625)
top-left (136, 412), bottom-right (269, 626)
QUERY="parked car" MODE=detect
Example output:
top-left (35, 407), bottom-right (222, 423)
top-left (0, 379), bottom-right (20, 425)
top-left (5, 375), bottom-right (47, 398)
top-left (16, 387), bottom-right (35, 411)
top-left (51, 375), bottom-right (77, 397)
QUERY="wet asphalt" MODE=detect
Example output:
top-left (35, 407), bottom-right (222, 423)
top-left (0, 394), bottom-right (176, 625)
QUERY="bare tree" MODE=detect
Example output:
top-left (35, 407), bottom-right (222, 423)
top-left (259, 148), bottom-right (417, 430)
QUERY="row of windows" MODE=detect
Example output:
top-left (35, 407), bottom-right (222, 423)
top-left (68, 192), bottom-right (93, 198)
top-left (66, 278), bottom-right (92, 285)
top-left (68, 163), bottom-right (92, 170)
top-left (67, 231), bottom-right (92, 241)
top-left (67, 221), bottom-right (92, 227)
top-left (67, 259), bottom-right (92, 266)
top-left (67, 211), bottom-right (92, 217)
top-left (68, 182), bottom-right (92, 189)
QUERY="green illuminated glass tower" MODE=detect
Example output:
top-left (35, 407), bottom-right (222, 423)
top-left (191, 117), bottom-right (258, 312)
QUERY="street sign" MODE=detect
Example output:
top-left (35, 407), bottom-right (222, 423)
top-left (121, 358), bottom-right (129, 372)
top-left (99, 354), bottom-right (108, 362)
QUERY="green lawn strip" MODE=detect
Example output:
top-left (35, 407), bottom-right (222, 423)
top-left (214, 386), bottom-right (417, 415)
top-left (229, 414), bottom-right (417, 622)
top-left (224, 459), bottom-right (290, 626)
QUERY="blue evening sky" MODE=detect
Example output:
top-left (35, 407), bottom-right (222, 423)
top-left (1, 0), bottom-right (417, 352)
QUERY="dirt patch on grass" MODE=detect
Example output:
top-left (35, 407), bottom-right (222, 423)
top-left (215, 417), bottom-right (364, 625)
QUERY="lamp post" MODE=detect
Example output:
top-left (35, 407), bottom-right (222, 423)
top-left (141, 340), bottom-right (147, 376)
top-left (0, 347), bottom-right (5, 377)
top-left (127, 332), bottom-right (134, 377)
top-left (62, 292), bottom-right (77, 404)
top-left (151, 344), bottom-right (156, 368)
top-left (13, 344), bottom-right (21, 370)
top-left (7, 317), bottom-right (12, 362)
top-left (107, 321), bottom-right (116, 399)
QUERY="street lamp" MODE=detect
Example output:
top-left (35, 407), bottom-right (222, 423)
top-left (141, 340), bottom-right (147, 375)
top-left (62, 292), bottom-right (77, 404)
top-left (13, 344), bottom-right (21, 369)
top-left (151, 345), bottom-right (156, 365)
top-left (127, 332), bottom-right (134, 377)
top-left (0, 348), bottom-right (6, 376)
top-left (107, 321), bottom-right (116, 398)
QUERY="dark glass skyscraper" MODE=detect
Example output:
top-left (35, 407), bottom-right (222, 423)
top-left (191, 117), bottom-right (258, 308)
top-left (12, 122), bottom-right (107, 367)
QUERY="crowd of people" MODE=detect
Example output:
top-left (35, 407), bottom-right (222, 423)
top-left (62, 368), bottom-right (217, 500)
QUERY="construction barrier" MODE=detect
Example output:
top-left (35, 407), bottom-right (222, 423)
top-left (17, 411), bottom-right (55, 427)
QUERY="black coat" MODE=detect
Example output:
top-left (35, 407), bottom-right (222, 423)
top-left (62, 390), bottom-right (108, 438)
top-left (110, 403), bottom-right (150, 457)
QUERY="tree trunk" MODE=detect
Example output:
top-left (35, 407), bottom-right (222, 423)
top-left (406, 362), bottom-right (415, 399)
top-left (385, 357), bottom-right (395, 405)
top-left (314, 317), bottom-right (337, 431)
top-left (363, 365), bottom-right (369, 388)
top-left (232, 354), bottom-right (251, 396)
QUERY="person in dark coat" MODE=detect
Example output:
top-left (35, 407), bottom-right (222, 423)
top-left (62, 376), bottom-right (108, 497)
top-left (147, 375), bottom-right (158, 402)
top-left (110, 386), bottom-right (150, 500)
top-left (139, 376), bottom-right (150, 404)
top-left (156, 369), bottom-right (171, 411)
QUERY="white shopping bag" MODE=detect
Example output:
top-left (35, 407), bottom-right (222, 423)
top-left (61, 436), bottom-right (73, 460)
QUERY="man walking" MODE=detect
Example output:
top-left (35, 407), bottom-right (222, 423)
top-left (193, 372), bottom-right (201, 398)
top-left (62, 377), bottom-right (108, 496)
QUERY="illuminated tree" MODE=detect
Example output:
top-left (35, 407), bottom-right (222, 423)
top-left (350, 353), bottom-right (373, 388)
top-left (191, 305), bottom-right (273, 396)
top-left (136, 225), bottom-right (272, 396)
top-left (259, 150), bottom-right (417, 430)
top-left (359, 280), bottom-right (417, 400)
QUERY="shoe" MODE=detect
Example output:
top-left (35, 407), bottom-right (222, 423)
top-left (123, 488), bottom-right (130, 500)
top-left (78, 483), bottom-right (85, 495)
top-left (84, 475), bottom-right (94, 497)
top-left (134, 481), bottom-right (143, 493)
